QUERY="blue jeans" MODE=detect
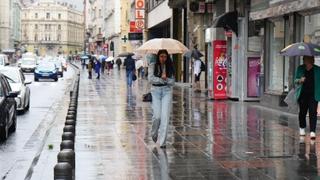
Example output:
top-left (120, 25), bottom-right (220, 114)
top-left (126, 70), bottom-right (133, 87)
top-left (151, 86), bottom-right (173, 146)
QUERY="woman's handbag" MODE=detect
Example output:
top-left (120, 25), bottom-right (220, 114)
top-left (132, 74), bottom-right (137, 81)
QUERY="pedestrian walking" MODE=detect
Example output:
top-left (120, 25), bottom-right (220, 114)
top-left (87, 59), bottom-right (93, 79)
top-left (101, 57), bottom-right (106, 74)
top-left (124, 55), bottom-right (136, 87)
top-left (94, 58), bottom-right (101, 79)
top-left (295, 56), bottom-right (320, 139)
top-left (193, 59), bottom-right (202, 92)
top-left (136, 59), bottom-right (144, 79)
top-left (148, 49), bottom-right (175, 148)
top-left (116, 58), bottom-right (122, 70)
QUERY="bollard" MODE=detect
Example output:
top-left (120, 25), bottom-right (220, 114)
top-left (65, 120), bottom-right (76, 126)
top-left (63, 125), bottom-right (75, 134)
top-left (66, 114), bottom-right (75, 121)
top-left (68, 106), bottom-right (77, 112)
top-left (58, 149), bottom-right (75, 170)
top-left (67, 110), bottom-right (76, 115)
top-left (54, 162), bottom-right (72, 180)
top-left (60, 140), bottom-right (74, 150)
top-left (62, 132), bottom-right (75, 142)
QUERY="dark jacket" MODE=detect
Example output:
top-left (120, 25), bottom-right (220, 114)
top-left (295, 64), bottom-right (320, 101)
top-left (124, 56), bottom-right (135, 71)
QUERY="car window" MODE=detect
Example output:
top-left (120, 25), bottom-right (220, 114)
top-left (2, 76), bottom-right (11, 92)
top-left (0, 81), bottom-right (3, 97)
top-left (0, 69), bottom-right (21, 83)
top-left (0, 56), bottom-right (4, 65)
top-left (19, 70), bottom-right (25, 82)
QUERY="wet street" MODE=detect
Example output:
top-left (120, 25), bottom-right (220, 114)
top-left (0, 67), bottom-right (75, 180)
top-left (75, 67), bottom-right (320, 180)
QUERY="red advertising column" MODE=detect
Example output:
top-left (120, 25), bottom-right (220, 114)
top-left (213, 40), bottom-right (227, 100)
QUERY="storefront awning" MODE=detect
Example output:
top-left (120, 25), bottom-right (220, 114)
top-left (214, 11), bottom-right (238, 36)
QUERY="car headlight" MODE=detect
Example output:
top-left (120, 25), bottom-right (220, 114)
top-left (35, 69), bottom-right (39, 73)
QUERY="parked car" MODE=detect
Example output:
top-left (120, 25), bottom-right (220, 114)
top-left (20, 57), bottom-right (37, 72)
top-left (0, 73), bottom-right (18, 141)
top-left (0, 54), bottom-right (10, 67)
top-left (0, 67), bottom-right (31, 112)
top-left (34, 62), bottom-right (58, 81)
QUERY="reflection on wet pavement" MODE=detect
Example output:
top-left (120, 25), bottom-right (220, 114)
top-left (76, 69), bottom-right (320, 180)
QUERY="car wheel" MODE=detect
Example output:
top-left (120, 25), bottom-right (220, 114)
top-left (25, 98), bottom-right (30, 111)
top-left (0, 117), bottom-right (8, 141)
top-left (9, 111), bottom-right (17, 133)
top-left (34, 77), bottom-right (38, 82)
top-left (61, 73), bottom-right (63, 77)
top-left (54, 78), bottom-right (58, 82)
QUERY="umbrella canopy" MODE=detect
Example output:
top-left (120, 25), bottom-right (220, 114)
top-left (135, 59), bottom-right (144, 69)
top-left (135, 38), bottom-right (189, 54)
top-left (80, 55), bottom-right (89, 59)
top-left (118, 52), bottom-right (135, 57)
top-left (99, 55), bottom-right (106, 60)
top-left (184, 49), bottom-right (204, 59)
top-left (106, 56), bottom-right (114, 62)
top-left (280, 42), bottom-right (320, 56)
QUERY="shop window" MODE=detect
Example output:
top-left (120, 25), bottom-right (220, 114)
top-left (267, 19), bottom-right (284, 92)
top-left (248, 20), bottom-right (264, 53)
top-left (304, 14), bottom-right (320, 64)
top-left (58, 13), bottom-right (61, 19)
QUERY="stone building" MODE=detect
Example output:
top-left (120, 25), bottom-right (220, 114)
top-left (21, 0), bottom-right (84, 56)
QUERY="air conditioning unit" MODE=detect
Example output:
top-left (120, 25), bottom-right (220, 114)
top-left (190, 1), bottom-right (206, 13)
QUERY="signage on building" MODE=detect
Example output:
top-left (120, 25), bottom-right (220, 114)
top-left (128, 32), bottom-right (143, 40)
top-left (135, 0), bottom-right (145, 30)
top-left (247, 57), bottom-right (261, 97)
top-left (212, 40), bottom-right (227, 100)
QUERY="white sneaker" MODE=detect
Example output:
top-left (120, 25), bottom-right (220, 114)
top-left (300, 128), bottom-right (306, 136)
top-left (310, 132), bottom-right (316, 139)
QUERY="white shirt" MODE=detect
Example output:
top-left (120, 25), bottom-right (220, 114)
top-left (194, 60), bottom-right (201, 75)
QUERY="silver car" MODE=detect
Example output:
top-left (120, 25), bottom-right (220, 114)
top-left (0, 67), bottom-right (31, 112)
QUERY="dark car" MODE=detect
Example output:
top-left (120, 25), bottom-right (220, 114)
top-left (34, 62), bottom-right (58, 82)
top-left (0, 73), bottom-right (18, 141)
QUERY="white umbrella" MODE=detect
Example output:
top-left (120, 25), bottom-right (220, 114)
top-left (135, 59), bottom-right (144, 69)
top-left (135, 38), bottom-right (189, 54)
top-left (106, 56), bottom-right (114, 62)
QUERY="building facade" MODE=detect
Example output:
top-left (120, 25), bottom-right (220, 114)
top-left (249, 0), bottom-right (320, 110)
top-left (0, 0), bottom-right (13, 51)
top-left (21, 0), bottom-right (84, 56)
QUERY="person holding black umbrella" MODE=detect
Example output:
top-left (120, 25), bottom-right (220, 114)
top-left (295, 56), bottom-right (320, 139)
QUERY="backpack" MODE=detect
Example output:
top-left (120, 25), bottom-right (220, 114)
top-left (200, 60), bottom-right (206, 71)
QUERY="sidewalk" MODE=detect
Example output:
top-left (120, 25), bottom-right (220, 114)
top-left (76, 67), bottom-right (320, 180)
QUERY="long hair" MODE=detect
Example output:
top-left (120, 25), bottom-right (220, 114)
top-left (154, 49), bottom-right (175, 78)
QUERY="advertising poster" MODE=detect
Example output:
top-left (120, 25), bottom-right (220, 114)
top-left (247, 57), bottom-right (261, 97)
top-left (213, 40), bottom-right (227, 99)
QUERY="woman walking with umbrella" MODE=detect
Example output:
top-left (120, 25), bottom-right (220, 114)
top-left (281, 42), bottom-right (320, 139)
top-left (148, 49), bottom-right (175, 148)
top-left (136, 38), bottom-right (188, 148)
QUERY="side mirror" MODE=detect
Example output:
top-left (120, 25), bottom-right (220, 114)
top-left (24, 80), bottom-right (32, 85)
top-left (7, 91), bottom-right (18, 98)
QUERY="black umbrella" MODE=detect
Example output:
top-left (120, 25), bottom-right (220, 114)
top-left (214, 11), bottom-right (238, 36)
top-left (280, 42), bottom-right (320, 56)
top-left (184, 49), bottom-right (204, 59)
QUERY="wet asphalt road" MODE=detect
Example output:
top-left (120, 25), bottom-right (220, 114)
top-left (0, 67), bottom-right (75, 180)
